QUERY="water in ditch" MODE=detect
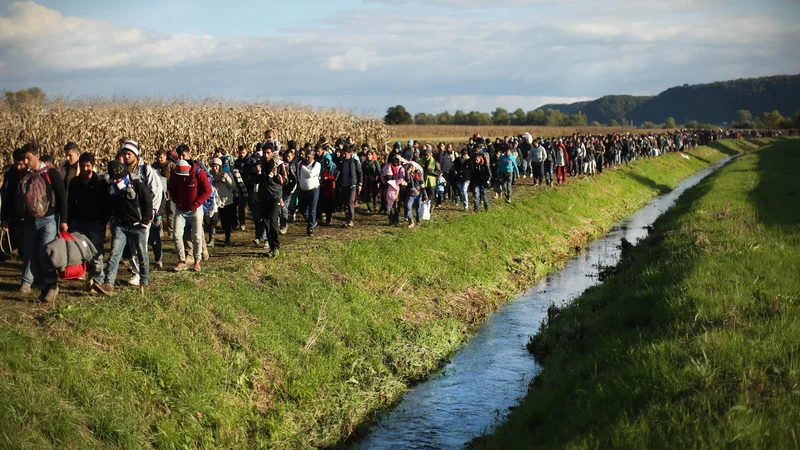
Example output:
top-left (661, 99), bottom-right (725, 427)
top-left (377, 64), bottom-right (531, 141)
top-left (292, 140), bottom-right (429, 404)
top-left (353, 155), bottom-right (734, 450)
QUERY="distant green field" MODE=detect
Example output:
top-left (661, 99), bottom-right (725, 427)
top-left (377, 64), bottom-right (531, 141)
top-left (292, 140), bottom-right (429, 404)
top-left (471, 138), bottom-right (800, 449)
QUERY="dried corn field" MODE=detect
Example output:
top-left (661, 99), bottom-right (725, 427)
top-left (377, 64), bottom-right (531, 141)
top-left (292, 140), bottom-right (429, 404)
top-left (0, 98), bottom-right (390, 164)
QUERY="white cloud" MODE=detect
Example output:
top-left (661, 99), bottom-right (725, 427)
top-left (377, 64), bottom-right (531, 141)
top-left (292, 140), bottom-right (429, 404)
top-left (1, 0), bottom-right (798, 114)
top-left (327, 47), bottom-right (376, 71)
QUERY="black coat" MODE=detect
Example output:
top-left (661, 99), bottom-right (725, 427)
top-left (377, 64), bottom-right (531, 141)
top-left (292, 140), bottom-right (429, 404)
top-left (67, 172), bottom-right (111, 224)
top-left (109, 178), bottom-right (153, 227)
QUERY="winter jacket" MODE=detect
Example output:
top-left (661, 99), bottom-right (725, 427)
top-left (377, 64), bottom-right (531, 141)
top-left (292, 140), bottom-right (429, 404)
top-left (108, 177), bottom-right (153, 227)
top-left (129, 161), bottom-right (164, 220)
top-left (497, 154), bottom-right (519, 176)
top-left (381, 162), bottom-right (405, 207)
top-left (440, 151), bottom-right (455, 176)
top-left (1, 165), bottom-right (25, 221)
top-left (470, 159), bottom-right (492, 187)
top-left (453, 156), bottom-right (472, 182)
top-left (258, 156), bottom-right (286, 202)
top-left (67, 172), bottom-right (111, 224)
top-left (527, 145), bottom-right (547, 163)
top-left (44, 231), bottom-right (98, 271)
top-left (169, 163), bottom-right (212, 212)
top-left (338, 156), bottom-right (363, 188)
top-left (213, 172), bottom-right (234, 207)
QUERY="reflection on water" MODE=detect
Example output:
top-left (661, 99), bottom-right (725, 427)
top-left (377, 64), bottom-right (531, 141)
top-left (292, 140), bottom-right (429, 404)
top-left (354, 157), bottom-right (733, 450)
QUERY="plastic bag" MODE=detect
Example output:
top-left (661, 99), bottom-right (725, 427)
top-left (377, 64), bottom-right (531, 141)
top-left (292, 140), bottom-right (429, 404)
top-left (419, 199), bottom-right (431, 221)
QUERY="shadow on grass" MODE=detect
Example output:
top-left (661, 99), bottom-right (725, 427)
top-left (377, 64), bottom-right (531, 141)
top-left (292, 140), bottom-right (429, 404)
top-left (707, 140), bottom-right (744, 156)
top-left (625, 171), bottom-right (672, 195)
top-left (750, 139), bottom-right (800, 228)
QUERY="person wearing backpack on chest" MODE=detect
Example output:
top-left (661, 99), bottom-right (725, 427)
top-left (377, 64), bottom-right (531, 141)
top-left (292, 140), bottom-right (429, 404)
top-left (120, 140), bottom-right (164, 281)
top-left (170, 155), bottom-right (212, 272)
top-left (67, 152), bottom-right (110, 292)
top-left (15, 143), bottom-right (68, 302)
top-left (94, 161), bottom-right (152, 296)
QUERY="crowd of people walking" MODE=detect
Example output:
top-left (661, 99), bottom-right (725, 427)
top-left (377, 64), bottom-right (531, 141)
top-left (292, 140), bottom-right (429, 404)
top-left (0, 127), bottom-right (782, 301)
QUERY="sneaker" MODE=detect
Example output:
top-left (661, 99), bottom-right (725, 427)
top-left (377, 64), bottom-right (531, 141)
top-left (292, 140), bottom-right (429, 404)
top-left (42, 286), bottom-right (59, 303)
top-left (94, 283), bottom-right (114, 296)
top-left (252, 239), bottom-right (261, 246)
top-left (307, 230), bottom-right (314, 237)
top-left (408, 222), bottom-right (415, 229)
top-left (19, 284), bottom-right (32, 295)
top-left (154, 260), bottom-right (164, 270)
top-left (263, 242), bottom-right (270, 249)
top-left (269, 249), bottom-right (281, 258)
top-left (202, 248), bottom-right (209, 261)
top-left (279, 226), bottom-right (287, 235)
top-left (193, 263), bottom-right (201, 272)
top-left (346, 221), bottom-right (354, 228)
top-left (86, 278), bottom-right (95, 293)
top-left (174, 261), bottom-right (189, 272)
top-left (240, 225), bottom-right (246, 231)
top-left (207, 239), bottom-right (215, 248)
top-left (129, 274), bottom-right (140, 287)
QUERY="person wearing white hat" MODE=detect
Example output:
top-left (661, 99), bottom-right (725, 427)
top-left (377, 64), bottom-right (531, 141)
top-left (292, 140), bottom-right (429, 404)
top-left (120, 140), bottom-right (164, 280)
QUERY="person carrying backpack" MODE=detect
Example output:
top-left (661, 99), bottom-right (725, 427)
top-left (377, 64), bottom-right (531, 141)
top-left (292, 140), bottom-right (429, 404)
top-left (170, 156), bottom-right (211, 272)
top-left (15, 143), bottom-right (68, 302)
top-left (94, 161), bottom-right (152, 296)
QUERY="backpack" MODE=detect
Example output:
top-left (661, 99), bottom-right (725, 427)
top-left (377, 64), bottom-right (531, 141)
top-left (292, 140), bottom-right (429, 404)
top-left (16, 168), bottom-right (54, 219)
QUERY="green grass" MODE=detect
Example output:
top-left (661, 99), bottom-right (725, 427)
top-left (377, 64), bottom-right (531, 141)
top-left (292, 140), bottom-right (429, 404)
top-left (470, 138), bottom-right (800, 449)
top-left (0, 141), bottom-right (761, 449)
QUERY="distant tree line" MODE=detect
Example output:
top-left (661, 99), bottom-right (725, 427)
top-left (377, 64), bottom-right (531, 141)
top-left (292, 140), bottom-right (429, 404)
top-left (385, 105), bottom-right (591, 127)
top-left (732, 109), bottom-right (800, 130)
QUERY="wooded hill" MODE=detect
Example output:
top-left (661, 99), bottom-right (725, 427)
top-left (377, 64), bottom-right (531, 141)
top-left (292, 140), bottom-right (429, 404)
top-left (544, 74), bottom-right (800, 126)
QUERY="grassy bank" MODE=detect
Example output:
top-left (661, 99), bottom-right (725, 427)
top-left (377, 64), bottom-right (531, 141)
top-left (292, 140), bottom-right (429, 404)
top-left (471, 138), bottom-right (800, 449)
top-left (0, 141), bottom-right (751, 449)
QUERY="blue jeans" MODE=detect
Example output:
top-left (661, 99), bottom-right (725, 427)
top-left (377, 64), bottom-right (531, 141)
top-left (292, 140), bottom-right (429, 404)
top-left (173, 208), bottom-right (203, 262)
top-left (406, 195), bottom-right (420, 223)
top-left (456, 181), bottom-right (470, 210)
top-left (473, 185), bottom-right (489, 211)
top-left (106, 222), bottom-right (149, 286)
top-left (297, 189), bottom-right (319, 234)
top-left (280, 192), bottom-right (292, 228)
top-left (70, 220), bottom-right (106, 283)
top-left (23, 216), bottom-right (57, 289)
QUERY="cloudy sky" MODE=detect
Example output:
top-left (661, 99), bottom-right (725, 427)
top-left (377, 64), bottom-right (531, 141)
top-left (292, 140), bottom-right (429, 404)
top-left (1, 0), bottom-right (799, 116)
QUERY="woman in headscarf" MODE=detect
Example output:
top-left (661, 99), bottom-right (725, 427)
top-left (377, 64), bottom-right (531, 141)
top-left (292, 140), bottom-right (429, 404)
top-left (381, 155), bottom-right (406, 226)
top-left (319, 153), bottom-right (337, 225)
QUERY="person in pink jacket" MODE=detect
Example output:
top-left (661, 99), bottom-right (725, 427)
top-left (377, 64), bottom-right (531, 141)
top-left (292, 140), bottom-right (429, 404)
top-left (381, 154), bottom-right (406, 226)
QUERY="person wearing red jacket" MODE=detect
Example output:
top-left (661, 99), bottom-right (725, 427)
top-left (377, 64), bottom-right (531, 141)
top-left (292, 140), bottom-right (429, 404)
top-left (169, 153), bottom-right (211, 272)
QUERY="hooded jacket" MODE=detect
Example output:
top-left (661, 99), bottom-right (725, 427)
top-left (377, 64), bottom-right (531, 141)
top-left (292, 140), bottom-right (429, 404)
top-left (169, 162), bottom-right (212, 212)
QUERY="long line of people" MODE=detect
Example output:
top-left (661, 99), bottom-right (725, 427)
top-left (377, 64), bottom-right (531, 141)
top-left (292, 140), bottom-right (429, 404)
top-left (0, 128), bottom-right (782, 301)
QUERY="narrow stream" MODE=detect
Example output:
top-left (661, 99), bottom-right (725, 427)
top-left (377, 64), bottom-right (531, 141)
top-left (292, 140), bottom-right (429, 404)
top-left (353, 155), bottom-right (734, 450)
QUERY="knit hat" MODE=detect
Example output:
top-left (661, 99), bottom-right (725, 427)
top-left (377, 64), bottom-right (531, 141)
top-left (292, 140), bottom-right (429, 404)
top-left (176, 159), bottom-right (192, 176)
top-left (211, 158), bottom-right (223, 167)
top-left (107, 160), bottom-right (128, 179)
top-left (121, 140), bottom-right (140, 157)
